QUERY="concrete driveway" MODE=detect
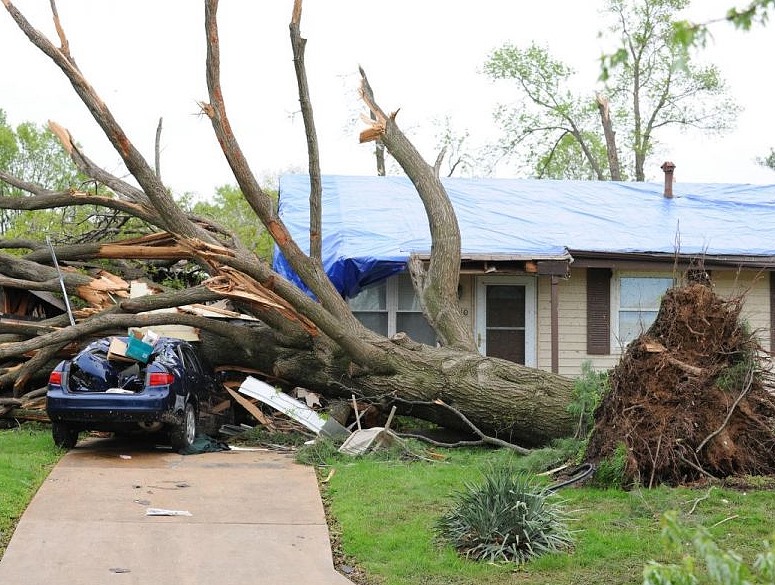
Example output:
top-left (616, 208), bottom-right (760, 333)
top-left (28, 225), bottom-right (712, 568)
top-left (0, 438), bottom-right (355, 585)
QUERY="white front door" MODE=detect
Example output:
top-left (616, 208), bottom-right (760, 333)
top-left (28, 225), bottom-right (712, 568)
top-left (475, 276), bottom-right (536, 366)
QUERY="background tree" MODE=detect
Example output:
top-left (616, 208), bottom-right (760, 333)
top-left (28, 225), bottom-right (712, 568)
top-left (668, 0), bottom-right (775, 49)
top-left (190, 184), bottom-right (277, 260)
top-left (0, 110), bottom-right (148, 247)
top-left (484, 0), bottom-right (739, 181)
top-left (756, 147), bottom-right (775, 171)
top-left (0, 110), bottom-right (80, 235)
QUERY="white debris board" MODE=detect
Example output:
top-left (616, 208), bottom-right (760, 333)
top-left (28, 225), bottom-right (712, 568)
top-left (237, 376), bottom-right (349, 438)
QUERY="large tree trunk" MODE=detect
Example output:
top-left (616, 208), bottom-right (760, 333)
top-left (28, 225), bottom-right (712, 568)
top-left (198, 327), bottom-right (575, 446)
top-left (0, 0), bottom-right (576, 447)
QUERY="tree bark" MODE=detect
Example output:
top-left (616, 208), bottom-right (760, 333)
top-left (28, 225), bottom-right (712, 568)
top-left (596, 93), bottom-right (622, 181)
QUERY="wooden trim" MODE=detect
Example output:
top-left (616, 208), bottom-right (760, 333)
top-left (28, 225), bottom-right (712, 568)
top-left (587, 268), bottom-right (611, 355)
top-left (551, 276), bottom-right (559, 373)
top-left (770, 272), bottom-right (774, 353)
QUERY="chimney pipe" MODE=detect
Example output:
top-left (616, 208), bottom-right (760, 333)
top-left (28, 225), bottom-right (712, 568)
top-left (661, 161), bottom-right (676, 199)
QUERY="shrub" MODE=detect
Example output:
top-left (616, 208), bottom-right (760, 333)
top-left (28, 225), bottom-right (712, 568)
top-left (643, 511), bottom-right (775, 585)
top-left (590, 441), bottom-right (629, 489)
top-left (435, 467), bottom-right (574, 564)
top-left (568, 360), bottom-right (609, 439)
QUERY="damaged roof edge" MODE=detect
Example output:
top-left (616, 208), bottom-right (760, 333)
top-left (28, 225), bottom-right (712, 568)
top-left (569, 250), bottom-right (775, 270)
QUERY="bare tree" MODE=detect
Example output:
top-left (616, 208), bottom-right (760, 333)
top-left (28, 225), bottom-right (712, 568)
top-left (0, 0), bottom-right (575, 446)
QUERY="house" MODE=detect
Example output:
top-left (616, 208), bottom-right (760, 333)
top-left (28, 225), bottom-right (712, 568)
top-left (273, 169), bottom-right (775, 377)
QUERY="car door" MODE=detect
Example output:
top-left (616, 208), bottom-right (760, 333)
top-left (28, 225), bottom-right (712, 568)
top-left (177, 344), bottom-right (214, 404)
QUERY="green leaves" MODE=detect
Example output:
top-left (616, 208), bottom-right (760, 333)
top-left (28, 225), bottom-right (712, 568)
top-left (191, 184), bottom-right (277, 260)
top-left (643, 510), bottom-right (775, 585)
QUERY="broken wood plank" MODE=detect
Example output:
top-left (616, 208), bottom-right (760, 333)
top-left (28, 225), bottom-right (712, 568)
top-left (209, 399), bottom-right (232, 414)
top-left (225, 386), bottom-right (275, 429)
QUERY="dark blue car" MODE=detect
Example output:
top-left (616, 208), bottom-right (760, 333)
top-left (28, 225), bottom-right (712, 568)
top-left (47, 336), bottom-right (226, 450)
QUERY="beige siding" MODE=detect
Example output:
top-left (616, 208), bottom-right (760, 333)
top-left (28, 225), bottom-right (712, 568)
top-left (457, 274), bottom-right (475, 331)
top-left (457, 266), bottom-right (771, 379)
top-left (536, 271), bottom-right (618, 377)
top-left (712, 271), bottom-right (771, 352)
top-left (539, 267), bottom-right (772, 379)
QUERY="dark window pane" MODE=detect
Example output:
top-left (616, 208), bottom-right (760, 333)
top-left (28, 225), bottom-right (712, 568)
top-left (487, 329), bottom-right (526, 364)
top-left (486, 285), bottom-right (525, 328)
top-left (353, 312), bottom-right (388, 336)
top-left (396, 313), bottom-right (436, 346)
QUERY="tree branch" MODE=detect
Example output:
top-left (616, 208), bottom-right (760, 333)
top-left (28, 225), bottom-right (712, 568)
top-left (289, 0), bottom-right (322, 264)
top-left (358, 67), bottom-right (476, 352)
top-left (201, 0), bottom-right (388, 369)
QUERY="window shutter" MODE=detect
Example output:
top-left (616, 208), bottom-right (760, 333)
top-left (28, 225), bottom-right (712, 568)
top-left (587, 268), bottom-right (611, 355)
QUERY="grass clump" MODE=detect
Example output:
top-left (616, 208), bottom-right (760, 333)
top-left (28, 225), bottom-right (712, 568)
top-left (295, 437), bottom-right (342, 466)
top-left (228, 425), bottom-right (312, 448)
top-left (436, 467), bottom-right (574, 564)
top-left (590, 442), bottom-right (629, 489)
top-left (0, 424), bottom-right (62, 559)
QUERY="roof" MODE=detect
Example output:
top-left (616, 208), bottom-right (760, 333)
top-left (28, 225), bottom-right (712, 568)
top-left (273, 174), bottom-right (775, 297)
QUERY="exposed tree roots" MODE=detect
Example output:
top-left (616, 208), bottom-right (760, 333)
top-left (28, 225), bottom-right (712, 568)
top-left (586, 283), bottom-right (775, 487)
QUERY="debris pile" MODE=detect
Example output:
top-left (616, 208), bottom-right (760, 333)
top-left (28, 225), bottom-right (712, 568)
top-left (586, 283), bottom-right (775, 487)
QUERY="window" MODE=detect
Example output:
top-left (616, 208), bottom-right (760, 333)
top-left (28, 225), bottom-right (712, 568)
top-left (349, 273), bottom-right (437, 345)
top-left (615, 274), bottom-right (673, 346)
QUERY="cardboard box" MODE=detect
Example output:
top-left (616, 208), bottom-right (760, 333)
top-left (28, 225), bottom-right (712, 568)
top-left (107, 338), bottom-right (133, 362)
top-left (125, 337), bottom-right (153, 363)
top-left (107, 336), bottom-right (153, 363)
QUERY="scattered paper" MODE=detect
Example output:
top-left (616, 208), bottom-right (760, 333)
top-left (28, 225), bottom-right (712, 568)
top-left (145, 508), bottom-right (192, 516)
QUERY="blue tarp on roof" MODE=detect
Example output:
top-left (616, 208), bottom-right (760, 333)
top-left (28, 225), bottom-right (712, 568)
top-left (273, 174), bottom-right (775, 298)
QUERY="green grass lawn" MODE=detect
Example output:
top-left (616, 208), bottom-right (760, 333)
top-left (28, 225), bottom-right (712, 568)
top-left (0, 424), bottom-right (62, 559)
top-left (316, 444), bottom-right (775, 585)
top-left (3, 424), bottom-right (774, 584)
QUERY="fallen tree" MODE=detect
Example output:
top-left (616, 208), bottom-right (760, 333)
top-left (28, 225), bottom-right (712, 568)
top-left (0, 0), bottom-right (576, 446)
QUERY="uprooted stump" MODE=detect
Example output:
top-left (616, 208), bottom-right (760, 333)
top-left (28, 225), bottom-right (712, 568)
top-left (586, 283), bottom-right (775, 487)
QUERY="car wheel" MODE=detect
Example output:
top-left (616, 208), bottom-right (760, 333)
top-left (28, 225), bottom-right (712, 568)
top-left (170, 402), bottom-right (197, 451)
top-left (52, 422), bottom-right (79, 449)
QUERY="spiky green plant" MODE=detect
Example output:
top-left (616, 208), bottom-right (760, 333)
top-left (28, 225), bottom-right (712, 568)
top-left (568, 360), bottom-right (609, 439)
top-left (435, 467), bottom-right (574, 564)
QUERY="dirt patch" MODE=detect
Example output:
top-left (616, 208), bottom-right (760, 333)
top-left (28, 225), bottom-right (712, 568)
top-left (586, 283), bottom-right (775, 487)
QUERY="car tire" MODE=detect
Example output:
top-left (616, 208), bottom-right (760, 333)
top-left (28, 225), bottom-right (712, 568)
top-left (52, 422), bottom-right (79, 449)
top-left (170, 402), bottom-right (197, 451)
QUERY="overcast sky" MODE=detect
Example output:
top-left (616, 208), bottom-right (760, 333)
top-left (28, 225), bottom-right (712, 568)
top-left (2, 0), bottom-right (774, 199)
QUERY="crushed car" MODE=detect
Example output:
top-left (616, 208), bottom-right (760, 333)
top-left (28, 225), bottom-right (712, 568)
top-left (46, 334), bottom-right (231, 450)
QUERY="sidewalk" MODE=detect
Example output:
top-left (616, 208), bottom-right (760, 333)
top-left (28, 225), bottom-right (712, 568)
top-left (0, 438), bottom-right (355, 585)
